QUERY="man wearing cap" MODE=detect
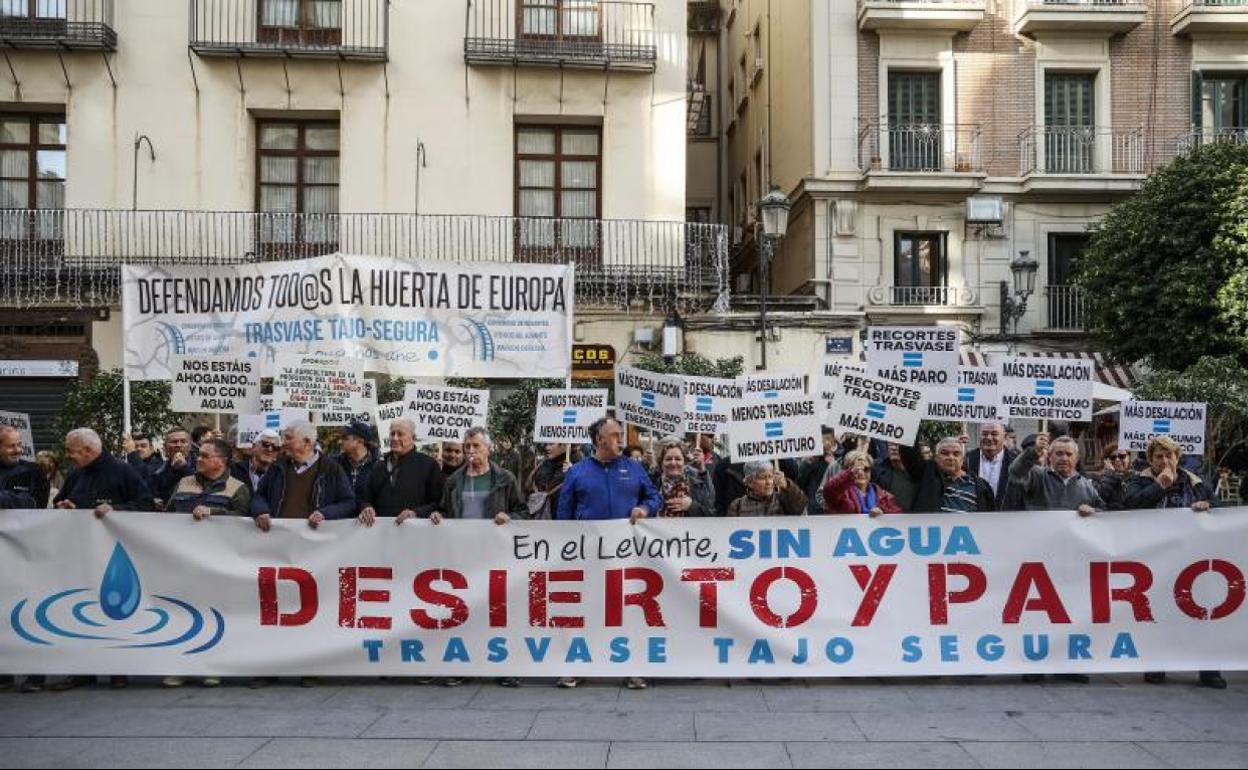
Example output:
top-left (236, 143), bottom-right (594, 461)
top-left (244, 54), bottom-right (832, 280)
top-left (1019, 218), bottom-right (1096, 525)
top-left (232, 428), bottom-right (281, 494)
top-left (336, 420), bottom-right (379, 503)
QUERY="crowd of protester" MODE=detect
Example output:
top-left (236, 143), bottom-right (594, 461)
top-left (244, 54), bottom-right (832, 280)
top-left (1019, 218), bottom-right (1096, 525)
top-left (0, 412), bottom-right (1240, 693)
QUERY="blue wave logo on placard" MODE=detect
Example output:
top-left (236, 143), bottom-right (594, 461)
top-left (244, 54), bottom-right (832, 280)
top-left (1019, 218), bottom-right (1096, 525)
top-left (460, 319), bottom-right (496, 363)
top-left (10, 543), bottom-right (225, 655)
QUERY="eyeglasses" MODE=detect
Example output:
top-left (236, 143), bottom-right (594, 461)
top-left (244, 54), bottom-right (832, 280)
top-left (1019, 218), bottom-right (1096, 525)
top-left (257, 442), bottom-right (278, 451)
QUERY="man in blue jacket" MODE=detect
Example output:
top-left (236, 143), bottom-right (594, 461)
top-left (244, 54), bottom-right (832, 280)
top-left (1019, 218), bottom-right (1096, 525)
top-left (556, 416), bottom-right (661, 523)
top-left (250, 420), bottom-right (355, 532)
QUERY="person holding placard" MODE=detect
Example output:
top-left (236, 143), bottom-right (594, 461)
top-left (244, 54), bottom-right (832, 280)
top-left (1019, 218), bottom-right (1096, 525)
top-left (821, 451), bottom-right (902, 517)
top-left (900, 438), bottom-right (995, 514)
top-left (231, 429), bottom-right (280, 494)
top-left (358, 419), bottom-right (445, 525)
top-left (727, 461), bottom-right (807, 518)
top-left (1119, 436), bottom-right (1223, 690)
top-left (250, 421), bottom-right (356, 532)
top-left (1007, 433), bottom-right (1105, 518)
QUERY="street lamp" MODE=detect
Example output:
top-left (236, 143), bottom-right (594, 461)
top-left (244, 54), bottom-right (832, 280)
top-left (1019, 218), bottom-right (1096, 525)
top-left (1000, 249), bottom-right (1040, 339)
top-left (756, 187), bottom-right (791, 370)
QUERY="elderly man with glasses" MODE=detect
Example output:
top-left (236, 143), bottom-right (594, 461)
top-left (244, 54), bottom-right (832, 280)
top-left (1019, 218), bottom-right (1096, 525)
top-left (231, 429), bottom-right (281, 494)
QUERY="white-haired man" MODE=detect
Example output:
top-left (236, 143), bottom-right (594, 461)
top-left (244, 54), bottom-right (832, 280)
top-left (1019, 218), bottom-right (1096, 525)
top-left (358, 418), bottom-right (445, 525)
top-left (899, 437), bottom-right (996, 513)
top-left (250, 420), bottom-right (356, 531)
top-left (53, 428), bottom-right (154, 516)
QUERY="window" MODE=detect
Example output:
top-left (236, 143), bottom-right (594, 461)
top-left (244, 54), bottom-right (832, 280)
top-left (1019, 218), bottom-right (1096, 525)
top-left (520, 0), bottom-right (600, 41)
top-left (259, 0), bottom-right (342, 47)
top-left (515, 125), bottom-right (601, 255)
top-left (887, 71), bottom-right (941, 171)
top-left (1044, 73), bottom-right (1096, 174)
top-left (1199, 74), bottom-right (1248, 133)
top-left (0, 1), bottom-right (67, 20)
top-left (0, 113), bottom-right (65, 243)
top-left (256, 119), bottom-right (339, 255)
top-left (1048, 233), bottom-right (1089, 329)
top-left (686, 206), bottom-right (712, 224)
top-left (893, 232), bottom-right (947, 305)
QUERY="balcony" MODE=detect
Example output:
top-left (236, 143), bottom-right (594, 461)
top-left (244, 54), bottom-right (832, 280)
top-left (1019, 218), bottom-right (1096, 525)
top-left (688, 0), bottom-right (719, 33)
top-left (0, 0), bottom-right (115, 50)
top-left (857, 0), bottom-right (987, 32)
top-left (464, 0), bottom-right (656, 72)
top-left (1018, 127), bottom-right (1151, 190)
top-left (1173, 0), bottom-right (1248, 35)
top-left (0, 210), bottom-right (729, 313)
top-left (1176, 126), bottom-right (1248, 156)
top-left (189, 0), bottom-right (388, 62)
top-left (867, 285), bottom-right (980, 309)
top-left (1045, 285), bottom-right (1085, 330)
top-left (857, 122), bottom-right (985, 191)
top-left (1014, 0), bottom-right (1147, 36)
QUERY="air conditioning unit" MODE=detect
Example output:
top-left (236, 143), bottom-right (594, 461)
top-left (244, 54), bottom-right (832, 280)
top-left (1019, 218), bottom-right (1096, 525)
top-left (966, 195), bottom-right (1004, 225)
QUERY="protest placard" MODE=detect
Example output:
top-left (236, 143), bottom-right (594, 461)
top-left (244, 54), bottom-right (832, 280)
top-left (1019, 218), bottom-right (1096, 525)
top-left (272, 354), bottom-right (367, 414)
top-left (817, 359), bottom-right (866, 424)
top-left (925, 366), bottom-right (1005, 423)
top-left (864, 326), bottom-right (960, 388)
top-left (315, 378), bottom-right (378, 426)
top-left (236, 409), bottom-right (308, 447)
top-left (1000, 358), bottom-right (1095, 422)
top-left (727, 396), bottom-right (822, 463)
top-left (169, 356), bottom-right (261, 415)
top-left (614, 366), bottom-right (685, 435)
top-left (374, 400), bottom-right (410, 453)
top-left (738, 372), bottom-right (807, 400)
top-left (828, 371), bottom-right (927, 444)
top-left (402, 384), bottom-right (490, 443)
top-left (1119, 401), bottom-right (1207, 455)
top-left (533, 389), bottom-right (609, 444)
top-left (0, 411), bottom-right (34, 460)
top-left (682, 376), bottom-right (744, 435)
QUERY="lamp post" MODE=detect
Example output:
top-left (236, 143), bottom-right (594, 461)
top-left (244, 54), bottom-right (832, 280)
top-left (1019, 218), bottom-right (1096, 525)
top-left (999, 249), bottom-right (1039, 347)
top-left (756, 187), bottom-right (791, 370)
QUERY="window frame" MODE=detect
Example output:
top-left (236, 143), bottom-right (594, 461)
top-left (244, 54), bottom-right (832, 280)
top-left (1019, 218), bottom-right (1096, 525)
top-left (254, 117), bottom-right (340, 255)
top-left (513, 124), bottom-right (602, 259)
top-left (893, 231), bottom-right (948, 290)
top-left (517, 0), bottom-right (602, 43)
top-left (0, 111), bottom-right (66, 248)
top-left (257, 0), bottom-right (343, 48)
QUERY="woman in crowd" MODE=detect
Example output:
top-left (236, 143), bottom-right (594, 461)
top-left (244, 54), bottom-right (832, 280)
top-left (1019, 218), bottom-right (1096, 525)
top-left (1095, 443), bottom-right (1135, 510)
top-left (822, 450), bottom-right (903, 517)
top-left (727, 461), bottom-right (807, 517)
top-left (650, 440), bottom-right (715, 517)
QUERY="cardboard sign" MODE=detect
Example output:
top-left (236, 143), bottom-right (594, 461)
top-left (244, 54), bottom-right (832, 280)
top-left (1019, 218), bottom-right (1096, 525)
top-left (272, 354), bottom-right (367, 414)
top-left (682, 376), bottom-right (744, 436)
top-left (533, 389), bottom-right (609, 444)
top-left (727, 396), bottom-right (823, 463)
top-left (236, 409), bottom-right (307, 447)
top-left (402, 384), bottom-right (490, 443)
top-left (817, 359), bottom-right (866, 424)
top-left (0, 411), bottom-right (34, 461)
top-left (828, 371), bottom-right (926, 445)
top-left (925, 366), bottom-right (1005, 423)
top-left (374, 400), bottom-right (411, 453)
top-left (1119, 401), bottom-right (1207, 455)
top-left (1000, 358), bottom-right (1095, 422)
top-left (614, 366), bottom-right (685, 435)
top-left (865, 326), bottom-right (960, 388)
top-left (738, 372), bottom-right (807, 401)
top-left (169, 356), bottom-right (261, 415)
top-left (315, 379), bottom-right (378, 426)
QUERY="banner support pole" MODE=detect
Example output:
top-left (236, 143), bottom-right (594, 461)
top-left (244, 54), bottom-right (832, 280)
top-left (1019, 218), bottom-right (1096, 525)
top-left (566, 260), bottom-right (576, 466)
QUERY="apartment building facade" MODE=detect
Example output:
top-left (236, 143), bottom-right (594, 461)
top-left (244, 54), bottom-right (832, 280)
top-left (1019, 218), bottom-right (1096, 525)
top-left (0, 0), bottom-right (729, 445)
top-left (718, 0), bottom-right (1246, 373)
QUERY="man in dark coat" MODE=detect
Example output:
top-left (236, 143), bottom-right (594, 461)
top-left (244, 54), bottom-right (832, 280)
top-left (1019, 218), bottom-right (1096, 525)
top-left (965, 422), bottom-right (1020, 511)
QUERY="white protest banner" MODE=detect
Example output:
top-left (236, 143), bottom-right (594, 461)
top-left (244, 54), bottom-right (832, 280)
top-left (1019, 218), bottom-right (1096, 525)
top-left (727, 396), bottom-right (822, 463)
top-left (1000, 358), bottom-right (1095, 422)
top-left (925, 366), bottom-right (1005, 423)
top-left (5, 508), bottom-right (1248, 678)
top-left (121, 255), bottom-right (574, 382)
top-left (169, 356), bottom-right (261, 415)
top-left (1119, 401), bottom-right (1207, 455)
top-left (739, 372), bottom-right (807, 401)
top-left (374, 400), bottom-right (410, 453)
top-left (272, 353), bottom-right (367, 414)
top-left (865, 326), bottom-right (960, 388)
top-left (829, 371), bottom-right (926, 444)
top-left (316, 378), bottom-right (378, 426)
top-left (0, 410), bottom-right (35, 461)
top-left (402, 384), bottom-right (489, 443)
top-left (682, 376), bottom-right (743, 436)
top-left (533, 389), bottom-right (609, 444)
top-left (614, 366), bottom-right (685, 435)
top-left (817, 359), bottom-right (866, 424)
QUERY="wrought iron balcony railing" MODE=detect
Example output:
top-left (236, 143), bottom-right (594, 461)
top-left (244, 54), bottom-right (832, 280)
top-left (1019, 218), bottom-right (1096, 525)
top-left (1018, 126), bottom-right (1148, 175)
top-left (0, 209), bottom-right (729, 313)
top-left (1045, 284), bottom-right (1085, 330)
top-left (0, 0), bottom-right (115, 50)
top-left (857, 122), bottom-right (983, 173)
top-left (1177, 127), bottom-right (1248, 155)
top-left (867, 285), bottom-right (979, 307)
top-left (465, 0), bottom-right (656, 72)
top-left (189, 0), bottom-right (388, 61)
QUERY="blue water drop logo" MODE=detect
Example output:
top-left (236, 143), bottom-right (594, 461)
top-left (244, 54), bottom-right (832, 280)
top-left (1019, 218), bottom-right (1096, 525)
top-left (99, 543), bottom-right (142, 621)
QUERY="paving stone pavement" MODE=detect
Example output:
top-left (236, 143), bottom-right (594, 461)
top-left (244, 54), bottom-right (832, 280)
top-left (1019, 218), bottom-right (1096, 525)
top-left (1, 673), bottom-right (1246, 768)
